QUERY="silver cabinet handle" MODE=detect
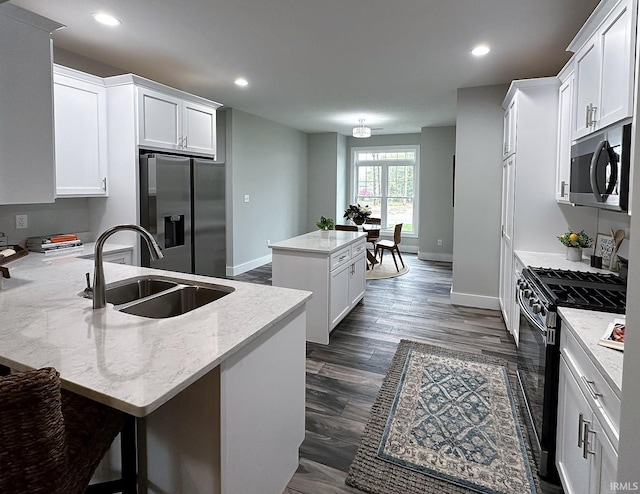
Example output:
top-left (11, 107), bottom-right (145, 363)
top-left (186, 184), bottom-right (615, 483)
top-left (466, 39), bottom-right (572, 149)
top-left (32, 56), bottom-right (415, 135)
top-left (591, 105), bottom-right (598, 127)
top-left (560, 180), bottom-right (566, 198)
top-left (339, 255), bottom-right (348, 261)
top-left (578, 413), bottom-right (588, 448)
top-left (586, 104), bottom-right (591, 127)
top-left (184, 135), bottom-right (188, 148)
top-left (581, 375), bottom-right (603, 399)
top-left (178, 136), bottom-right (183, 147)
top-left (102, 177), bottom-right (107, 191)
top-left (582, 422), bottom-right (596, 459)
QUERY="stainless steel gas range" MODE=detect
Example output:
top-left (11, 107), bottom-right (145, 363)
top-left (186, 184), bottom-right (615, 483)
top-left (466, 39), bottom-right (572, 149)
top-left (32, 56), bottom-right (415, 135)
top-left (515, 266), bottom-right (626, 481)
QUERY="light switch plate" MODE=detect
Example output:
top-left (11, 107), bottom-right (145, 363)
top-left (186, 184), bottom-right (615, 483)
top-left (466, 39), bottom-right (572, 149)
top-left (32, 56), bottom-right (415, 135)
top-left (244, 195), bottom-right (250, 203)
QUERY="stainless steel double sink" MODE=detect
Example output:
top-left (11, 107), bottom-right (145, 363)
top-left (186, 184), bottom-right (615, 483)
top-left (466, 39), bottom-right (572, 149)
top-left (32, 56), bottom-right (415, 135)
top-left (102, 275), bottom-right (234, 318)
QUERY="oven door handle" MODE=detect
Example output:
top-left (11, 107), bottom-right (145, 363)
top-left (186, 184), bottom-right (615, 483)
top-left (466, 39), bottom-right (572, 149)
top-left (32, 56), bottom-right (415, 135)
top-left (518, 289), bottom-right (546, 335)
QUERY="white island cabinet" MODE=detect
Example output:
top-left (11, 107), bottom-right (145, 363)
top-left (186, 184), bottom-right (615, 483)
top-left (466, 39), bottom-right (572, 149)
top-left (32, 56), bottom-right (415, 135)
top-left (0, 254), bottom-right (311, 494)
top-left (270, 230), bottom-right (367, 344)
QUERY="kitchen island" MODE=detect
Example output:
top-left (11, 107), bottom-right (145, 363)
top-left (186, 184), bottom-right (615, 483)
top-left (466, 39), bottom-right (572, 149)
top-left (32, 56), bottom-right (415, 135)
top-left (270, 230), bottom-right (367, 344)
top-left (0, 252), bottom-right (311, 494)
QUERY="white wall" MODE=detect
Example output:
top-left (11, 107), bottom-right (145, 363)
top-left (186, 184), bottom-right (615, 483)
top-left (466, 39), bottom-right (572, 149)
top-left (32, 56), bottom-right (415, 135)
top-left (451, 85), bottom-right (507, 308)
top-left (227, 109), bottom-right (308, 275)
top-left (419, 126), bottom-right (455, 261)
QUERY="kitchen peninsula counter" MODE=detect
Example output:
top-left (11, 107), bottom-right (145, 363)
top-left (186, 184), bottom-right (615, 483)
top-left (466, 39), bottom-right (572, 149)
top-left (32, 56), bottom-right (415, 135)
top-left (0, 252), bottom-right (311, 494)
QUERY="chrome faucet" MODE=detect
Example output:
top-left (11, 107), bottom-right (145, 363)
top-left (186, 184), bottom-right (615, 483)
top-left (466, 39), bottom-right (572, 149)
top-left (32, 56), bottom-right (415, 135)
top-left (92, 224), bottom-right (163, 309)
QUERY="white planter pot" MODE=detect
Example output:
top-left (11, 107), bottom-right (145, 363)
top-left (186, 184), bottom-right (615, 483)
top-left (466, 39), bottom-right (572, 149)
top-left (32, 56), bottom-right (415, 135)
top-left (566, 247), bottom-right (583, 261)
top-left (320, 230), bottom-right (330, 239)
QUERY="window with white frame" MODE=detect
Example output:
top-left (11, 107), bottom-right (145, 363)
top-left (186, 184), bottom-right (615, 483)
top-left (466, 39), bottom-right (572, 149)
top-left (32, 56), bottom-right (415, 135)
top-left (351, 145), bottom-right (419, 235)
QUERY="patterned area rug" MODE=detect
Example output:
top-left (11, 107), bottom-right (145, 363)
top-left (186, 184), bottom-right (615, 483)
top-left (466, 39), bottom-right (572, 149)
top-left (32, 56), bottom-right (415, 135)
top-left (346, 340), bottom-right (539, 494)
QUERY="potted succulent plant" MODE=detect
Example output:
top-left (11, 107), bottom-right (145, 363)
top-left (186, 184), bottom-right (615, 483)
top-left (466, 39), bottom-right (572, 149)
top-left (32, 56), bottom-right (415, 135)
top-left (316, 216), bottom-right (334, 238)
top-left (343, 204), bottom-right (372, 225)
top-left (558, 229), bottom-right (592, 261)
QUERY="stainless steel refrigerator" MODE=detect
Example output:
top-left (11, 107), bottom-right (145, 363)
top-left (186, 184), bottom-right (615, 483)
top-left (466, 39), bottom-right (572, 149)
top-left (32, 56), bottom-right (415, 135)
top-left (139, 153), bottom-right (226, 277)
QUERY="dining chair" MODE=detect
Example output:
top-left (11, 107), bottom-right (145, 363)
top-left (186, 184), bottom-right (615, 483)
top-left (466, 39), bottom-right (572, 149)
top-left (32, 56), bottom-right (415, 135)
top-left (335, 225), bottom-right (358, 231)
top-left (0, 367), bottom-right (130, 494)
top-left (375, 223), bottom-right (405, 272)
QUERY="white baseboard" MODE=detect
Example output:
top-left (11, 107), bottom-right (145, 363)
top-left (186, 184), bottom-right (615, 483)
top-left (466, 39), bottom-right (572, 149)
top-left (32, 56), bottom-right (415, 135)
top-left (227, 254), bottom-right (272, 277)
top-left (449, 288), bottom-right (500, 310)
top-left (418, 251), bottom-right (453, 262)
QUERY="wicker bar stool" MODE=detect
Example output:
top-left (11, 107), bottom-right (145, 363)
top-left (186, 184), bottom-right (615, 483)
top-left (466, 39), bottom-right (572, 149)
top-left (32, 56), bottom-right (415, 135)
top-left (0, 367), bottom-right (132, 494)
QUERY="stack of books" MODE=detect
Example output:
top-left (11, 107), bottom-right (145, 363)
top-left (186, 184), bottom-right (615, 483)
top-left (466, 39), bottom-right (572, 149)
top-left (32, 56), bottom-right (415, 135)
top-left (26, 234), bottom-right (83, 253)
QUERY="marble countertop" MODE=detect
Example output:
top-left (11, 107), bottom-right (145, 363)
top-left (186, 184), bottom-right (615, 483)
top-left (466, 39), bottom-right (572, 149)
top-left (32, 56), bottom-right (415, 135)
top-left (515, 250), bottom-right (615, 274)
top-left (558, 307), bottom-right (624, 396)
top-left (269, 230), bottom-right (367, 254)
top-left (0, 251), bottom-right (311, 417)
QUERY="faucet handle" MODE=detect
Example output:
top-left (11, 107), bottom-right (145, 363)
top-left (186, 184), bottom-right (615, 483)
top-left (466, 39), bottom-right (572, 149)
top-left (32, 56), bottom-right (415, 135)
top-left (84, 272), bottom-right (93, 299)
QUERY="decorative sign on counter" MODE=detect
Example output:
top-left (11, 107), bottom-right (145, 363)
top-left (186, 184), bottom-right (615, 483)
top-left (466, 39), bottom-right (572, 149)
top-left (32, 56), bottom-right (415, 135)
top-left (598, 318), bottom-right (625, 351)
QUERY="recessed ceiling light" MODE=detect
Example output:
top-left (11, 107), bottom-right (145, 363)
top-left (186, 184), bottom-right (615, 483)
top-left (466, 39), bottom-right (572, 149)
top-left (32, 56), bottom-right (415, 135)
top-left (92, 13), bottom-right (122, 26)
top-left (471, 45), bottom-right (490, 57)
top-left (234, 78), bottom-right (249, 87)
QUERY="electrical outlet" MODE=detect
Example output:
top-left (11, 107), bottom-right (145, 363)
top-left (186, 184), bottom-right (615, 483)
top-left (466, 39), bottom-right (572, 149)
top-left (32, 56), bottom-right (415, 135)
top-left (437, 239), bottom-right (443, 247)
top-left (15, 214), bottom-right (28, 229)
top-left (267, 239), bottom-right (271, 246)
top-left (244, 194), bottom-right (250, 203)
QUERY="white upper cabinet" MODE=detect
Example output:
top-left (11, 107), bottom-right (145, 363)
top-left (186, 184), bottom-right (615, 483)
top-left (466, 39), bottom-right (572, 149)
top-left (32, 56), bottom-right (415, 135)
top-left (53, 66), bottom-right (108, 197)
top-left (502, 97), bottom-right (517, 159)
top-left (0, 5), bottom-right (63, 205)
top-left (571, 0), bottom-right (636, 140)
top-left (556, 68), bottom-right (574, 203)
top-left (138, 86), bottom-right (219, 157)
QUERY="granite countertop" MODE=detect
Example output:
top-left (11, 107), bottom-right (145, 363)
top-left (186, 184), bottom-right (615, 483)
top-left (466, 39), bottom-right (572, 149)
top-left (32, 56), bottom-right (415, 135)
top-left (0, 252), bottom-right (311, 417)
top-left (558, 307), bottom-right (624, 396)
top-left (269, 230), bottom-right (367, 254)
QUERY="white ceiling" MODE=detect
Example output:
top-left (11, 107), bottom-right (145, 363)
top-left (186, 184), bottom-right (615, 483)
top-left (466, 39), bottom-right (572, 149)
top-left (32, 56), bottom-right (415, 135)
top-left (11, 0), bottom-right (600, 136)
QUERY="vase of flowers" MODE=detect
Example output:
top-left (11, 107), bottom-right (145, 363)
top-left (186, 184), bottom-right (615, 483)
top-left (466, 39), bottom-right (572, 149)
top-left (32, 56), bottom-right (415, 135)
top-left (343, 204), bottom-right (372, 225)
top-left (558, 229), bottom-right (592, 261)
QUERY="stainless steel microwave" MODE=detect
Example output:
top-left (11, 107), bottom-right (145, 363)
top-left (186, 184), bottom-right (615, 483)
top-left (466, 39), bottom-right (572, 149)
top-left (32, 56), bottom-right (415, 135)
top-left (570, 122), bottom-right (631, 212)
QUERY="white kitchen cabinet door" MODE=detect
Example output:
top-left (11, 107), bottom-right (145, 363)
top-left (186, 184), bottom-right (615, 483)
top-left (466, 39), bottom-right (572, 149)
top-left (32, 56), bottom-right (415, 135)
top-left (330, 264), bottom-right (351, 328)
top-left (137, 87), bottom-right (182, 150)
top-left (557, 356), bottom-right (592, 494)
top-left (54, 70), bottom-right (108, 197)
top-left (348, 254), bottom-right (366, 307)
top-left (589, 414), bottom-right (618, 494)
top-left (183, 101), bottom-right (217, 156)
top-left (572, 0), bottom-right (635, 140)
top-left (502, 97), bottom-right (517, 159)
top-left (0, 6), bottom-right (61, 205)
top-left (573, 38), bottom-right (600, 140)
top-left (598, 0), bottom-right (634, 130)
top-left (499, 154), bottom-right (515, 332)
top-left (556, 73), bottom-right (574, 203)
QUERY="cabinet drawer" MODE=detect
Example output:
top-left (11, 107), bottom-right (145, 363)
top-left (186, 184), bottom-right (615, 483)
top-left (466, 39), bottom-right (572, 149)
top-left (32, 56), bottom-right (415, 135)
top-left (330, 247), bottom-right (351, 271)
top-left (561, 327), bottom-right (621, 439)
top-left (351, 240), bottom-right (366, 259)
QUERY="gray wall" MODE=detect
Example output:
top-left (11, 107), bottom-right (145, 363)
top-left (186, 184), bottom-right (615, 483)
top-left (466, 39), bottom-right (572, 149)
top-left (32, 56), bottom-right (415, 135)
top-left (308, 133), bottom-right (345, 230)
top-left (0, 199), bottom-right (90, 245)
top-left (419, 126), bottom-right (455, 261)
top-left (451, 84), bottom-right (508, 308)
top-left (226, 108), bottom-right (308, 274)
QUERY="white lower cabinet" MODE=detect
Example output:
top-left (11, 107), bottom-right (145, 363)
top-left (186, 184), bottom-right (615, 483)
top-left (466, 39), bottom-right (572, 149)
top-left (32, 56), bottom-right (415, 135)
top-left (556, 326), bottom-right (619, 494)
top-left (271, 234), bottom-right (367, 345)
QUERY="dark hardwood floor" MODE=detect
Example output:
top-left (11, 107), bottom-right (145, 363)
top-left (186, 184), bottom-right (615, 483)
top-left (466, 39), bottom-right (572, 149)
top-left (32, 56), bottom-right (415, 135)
top-left (233, 254), bottom-right (559, 494)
